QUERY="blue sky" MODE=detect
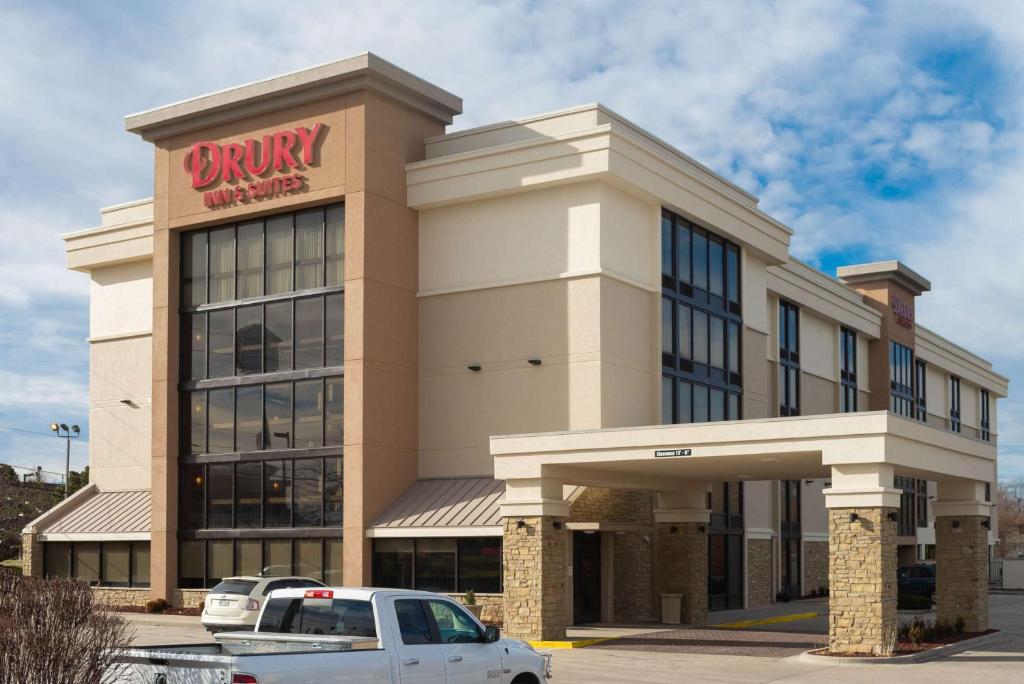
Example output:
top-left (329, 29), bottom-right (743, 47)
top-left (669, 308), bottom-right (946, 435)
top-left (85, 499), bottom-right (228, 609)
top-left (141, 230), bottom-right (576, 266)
top-left (1, 0), bottom-right (1022, 477)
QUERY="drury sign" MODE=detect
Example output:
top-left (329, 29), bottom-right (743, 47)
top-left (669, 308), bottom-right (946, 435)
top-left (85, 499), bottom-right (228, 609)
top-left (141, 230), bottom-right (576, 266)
top-left (183, 123), bottom-right (325, 207)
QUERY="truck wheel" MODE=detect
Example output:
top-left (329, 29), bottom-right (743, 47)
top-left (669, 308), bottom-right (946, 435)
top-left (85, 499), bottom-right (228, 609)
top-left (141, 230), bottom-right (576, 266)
top-left (512, 675), bottom-right (540, 684)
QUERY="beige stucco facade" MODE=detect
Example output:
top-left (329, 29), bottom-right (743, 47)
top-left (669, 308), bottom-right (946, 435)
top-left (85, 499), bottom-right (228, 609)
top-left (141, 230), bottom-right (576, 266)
top-left (28, 53), bottom-right (1010, 653)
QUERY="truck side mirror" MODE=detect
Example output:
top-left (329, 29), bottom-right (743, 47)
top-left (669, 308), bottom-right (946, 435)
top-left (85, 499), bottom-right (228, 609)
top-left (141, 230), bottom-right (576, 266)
top-left (485, 625), bottom-right (500, 643)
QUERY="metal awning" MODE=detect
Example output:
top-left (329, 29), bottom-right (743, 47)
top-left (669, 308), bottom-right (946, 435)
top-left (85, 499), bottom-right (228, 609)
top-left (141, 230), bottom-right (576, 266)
top-left (34, 487), bottom-right (150, 542)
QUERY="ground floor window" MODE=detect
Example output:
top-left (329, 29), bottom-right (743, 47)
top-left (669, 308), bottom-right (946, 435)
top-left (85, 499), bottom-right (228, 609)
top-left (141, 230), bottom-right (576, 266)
top-left (372, 538), bottom-right (502, 594)
top-left (42, 541), bottom-right (150, 587)
top-left (178, 537), bottom-right (342, 588)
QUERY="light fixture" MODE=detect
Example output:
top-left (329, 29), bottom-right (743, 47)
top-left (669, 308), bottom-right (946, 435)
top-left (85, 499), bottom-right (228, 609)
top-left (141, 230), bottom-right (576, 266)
top-left (698, 525), bottom-right (706, 533)
top-left (670, 525), bottom-right (678, 534)
top-left (194, 475), bottom-right (203, 486)
top-left (552, 521), bottom-right (562, 529)
top-left (982, 519), bottom-right (991, 529)
top-left (49, 423), bottom-right (59, 432)
top-left (952, 520), bottom-right (960, 529)
top-left (120, 399), bottom-right (134, 406)
top-left (527, 358), bottom-right (542, 366)
top-left (849, 513), bottom-right (859, 523)
top-left (467, 364), bottom-right (482, 372)
top-left (887, 512), bottom-right (898, 522)
top-left (516, 520), bottom-right (526, 530)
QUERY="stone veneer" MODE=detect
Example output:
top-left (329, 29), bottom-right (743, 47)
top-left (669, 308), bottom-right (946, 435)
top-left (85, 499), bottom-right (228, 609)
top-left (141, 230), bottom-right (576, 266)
top-left (93, 587), bottom-right (152, 607)
top-left (935, 515), bottom-right (989, 632)
top-left (804, 540), bottom-right (829, 595)
top-left (503, 516), bottom-right (568, 640)
top-left (171, 588), bottom-right (209, 609)
top-left (828, 507), bottom-right (897, 655)
top-left (654, 522), bottom-right (708, 624)
top-left (20, 533), bottom-right (42, 577)
top-left (450, 593), bottom-right (503, 625)
top-left (746, 538), bottom-right (772, 608)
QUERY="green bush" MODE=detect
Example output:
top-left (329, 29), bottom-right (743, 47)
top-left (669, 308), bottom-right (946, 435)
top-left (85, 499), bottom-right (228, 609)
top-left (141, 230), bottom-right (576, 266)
top-left (145, 598), bottom-right (171, 614)
top-left (897, 594), bottom-right (932, 610)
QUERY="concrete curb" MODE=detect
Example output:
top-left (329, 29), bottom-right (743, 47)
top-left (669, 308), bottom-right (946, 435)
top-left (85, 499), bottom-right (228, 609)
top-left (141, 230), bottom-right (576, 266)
top-left (528, 637), bottom-right (615, 650)
top-left (788, 630), bottom-right (1002, 666)
top-left (711, 611), bottom-right (818, 629)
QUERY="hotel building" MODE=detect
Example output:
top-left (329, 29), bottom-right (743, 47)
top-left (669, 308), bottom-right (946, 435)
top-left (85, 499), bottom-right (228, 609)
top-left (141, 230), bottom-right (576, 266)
top-left (23, 54), bottom-right (1007, 654)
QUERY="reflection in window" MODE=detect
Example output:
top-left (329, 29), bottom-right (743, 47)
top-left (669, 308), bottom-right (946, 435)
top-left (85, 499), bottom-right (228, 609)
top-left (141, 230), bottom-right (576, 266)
top-left (208, 309), bottom-right (234, 378)
top-left (264, 460), bottom-right (292, 527)
top-left (295, 298), bottom-right (324, 370)
top-left (326, 205), bottom-right (345, 287)
top-left (325, 378), bottom-right (343, 446)
top-left (209, 227), bottom-right (235, 303)
top-left (237, 221), bottom-right (264, 299)
top-left (235, 462), bottom-right (261, 528)
top-left (778, 301), bottom-right (800, 417)
top-left (207, 463), bottom-right (233, 528)
top-left (266, 215), bottom-right (294, 295)
top-left (236, 305), bottom-right (262, 375)
top-left (295, 209), bottom-right (325, 290)
top-left (293, 458), bottom-right (323, 527)
top-left (265, 382), bottom-right (293, 449)
top-left (264, 301), bottom-right (292, 372)
top-left (235, 385), bottom-right (263, 452)
top-left (294, 380), bottom-right (324, 448)
top-left (325, 293), bottom-right (344, 367)
top-left (187, 313), bottom-right (207, 381)
top-left (182, 231), bottom-right (207, 307)
top-left (325, 457), bottom-right (343, 527)
top-left (207, 389), bottom-right (234, 453)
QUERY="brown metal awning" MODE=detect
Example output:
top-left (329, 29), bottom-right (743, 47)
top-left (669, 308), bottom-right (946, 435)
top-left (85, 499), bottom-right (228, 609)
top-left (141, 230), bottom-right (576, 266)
top-left (37, 488), bottom-right (150, 541)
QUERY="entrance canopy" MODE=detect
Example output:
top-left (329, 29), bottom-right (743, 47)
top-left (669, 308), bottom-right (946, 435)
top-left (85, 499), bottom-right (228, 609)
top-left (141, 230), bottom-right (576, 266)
top-left (491, 411), bottom-right (995, 516)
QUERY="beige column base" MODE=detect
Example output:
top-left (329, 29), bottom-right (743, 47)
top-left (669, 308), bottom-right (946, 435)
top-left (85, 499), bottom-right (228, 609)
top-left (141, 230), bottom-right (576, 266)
top-left (502, 515), bottom-right (568, 641)
top-left (935, 515), bottom-right (989, 633)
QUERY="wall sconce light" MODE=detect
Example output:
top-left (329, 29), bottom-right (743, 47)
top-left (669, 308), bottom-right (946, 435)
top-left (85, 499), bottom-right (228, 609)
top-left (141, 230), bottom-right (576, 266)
top-left (467, 364), bottom-right (482, 372)
top-left (849, 513), bottom-right (859, 523)
top-left (516, 520), bottom-right (526, 529)
top-left (670, 525), bottom-right (678, 534)
top-left (527, 358), bottom-right (542, 366)
top-left (552, 521), bottom-right (562, 530)
top-left (120, 399), bottom-right (135, 407)
top-left (952, 520), bottom-right (960, 529)
top-left (698, 525), bottom-right (706, 533)
top-left (982, 519), bottom-right (991, 529)
top-left (887, 512), bottom-right (898, 522)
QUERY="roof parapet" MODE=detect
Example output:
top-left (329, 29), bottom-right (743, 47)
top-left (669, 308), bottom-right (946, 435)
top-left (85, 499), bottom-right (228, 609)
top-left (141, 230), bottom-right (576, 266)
top-left (836, 260), bottom-right (931, 296)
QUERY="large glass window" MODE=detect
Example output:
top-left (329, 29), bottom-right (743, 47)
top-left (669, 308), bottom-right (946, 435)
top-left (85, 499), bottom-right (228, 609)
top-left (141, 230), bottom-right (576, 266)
top-left (43, 541), bottom-right (150, 587)
top-left (890, 342), bottom-right (914, 417)
top-left (373, 538), bottom-right (503, 593)
top-left (981, 389), bottom-right (991, 441)
top-left (661, 209), bottom-right (742, 424)
top-left (915, 359), bottom-right (928, 422)
top-left (949, 376), bottom-right (961, 433)
top-left (778, 301), bottom-right (800, 416)
top-left (839, 327), bottom-right (857, 413)
top-left (176, 538), bottom-right (340, 588)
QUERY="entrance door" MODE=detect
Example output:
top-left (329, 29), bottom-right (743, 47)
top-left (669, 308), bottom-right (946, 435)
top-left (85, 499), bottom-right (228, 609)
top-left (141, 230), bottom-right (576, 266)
top-left (781, 480), bottom-right (802, 599)
top-left (572, 532), bottom-right (601, 624)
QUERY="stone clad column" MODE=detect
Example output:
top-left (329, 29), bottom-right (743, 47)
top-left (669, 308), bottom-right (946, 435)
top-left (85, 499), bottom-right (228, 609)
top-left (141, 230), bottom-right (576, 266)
top-left (654, 486), bottom-right (710, 625)
top-left (824, 464), bottom-right (901, 655)
top-left (934, 479), bottom-right (990, 633)
top-left (501, 477), bottom-right (569, 641)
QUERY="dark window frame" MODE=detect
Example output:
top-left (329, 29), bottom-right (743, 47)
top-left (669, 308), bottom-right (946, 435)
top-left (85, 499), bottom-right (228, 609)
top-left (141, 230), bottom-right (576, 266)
top-left (839, 327), bottom-right (857, 413)
top-left (914, 359), bottom-right (927, 422)
top-left (176, 536), bottom-right (343, 589)
top-left (42, 541), bottom-right (150, 588)
top-left (949, 376), bottom-right (961, 433)
top-left (980, 389), bottom-right (991, 441)
top-left (371, 537), bottom-right (503, 594)
top-left (778, 301), bottom-right (800, 417)
top-left (890, 341), bottom-right (914, 418)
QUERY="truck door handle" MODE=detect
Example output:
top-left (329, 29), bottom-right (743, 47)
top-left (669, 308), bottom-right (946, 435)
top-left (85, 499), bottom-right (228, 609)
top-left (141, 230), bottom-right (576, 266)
top-left (448, 655), bottom-right (463, 663)
top-left (402, 658), bottom-right (420, 666)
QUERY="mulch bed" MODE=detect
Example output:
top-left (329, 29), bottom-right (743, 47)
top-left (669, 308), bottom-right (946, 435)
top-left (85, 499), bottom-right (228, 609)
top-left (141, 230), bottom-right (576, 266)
top-left (110, 605), bottom-right (201, 616)
top-left (812, 629), bottom-right (998, 657)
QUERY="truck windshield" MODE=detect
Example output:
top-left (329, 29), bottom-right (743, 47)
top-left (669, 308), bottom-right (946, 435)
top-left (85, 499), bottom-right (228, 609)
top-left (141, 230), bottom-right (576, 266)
top-left (210, 580), bottom-right (258, 596)
top-left (259, 598), bottom-right (377, 638)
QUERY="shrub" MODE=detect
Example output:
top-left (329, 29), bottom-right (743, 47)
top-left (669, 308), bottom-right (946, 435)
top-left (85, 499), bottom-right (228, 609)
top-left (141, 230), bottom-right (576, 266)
top-left (463, 589), bottom-right (476, 606)
top-left (145, 598), bottom-right (171, 614)
top-left (907, 617), bottom-right (926, 645)
top-left (0, 569), bottom-right (133, 684)
top-left (954, 616), bottom-right (965, 634)
top-left (897, 593), bottom-right (932, 610)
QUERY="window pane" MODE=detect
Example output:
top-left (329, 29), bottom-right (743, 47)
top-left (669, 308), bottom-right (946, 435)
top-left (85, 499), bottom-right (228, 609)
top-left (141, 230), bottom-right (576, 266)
top-left (676, 221), bottom-right (691, 284)
top-left (295, 539), bottom-right (323, 581)
top-left (661, 214), bottom-right (673, 279)
top-left (74, 543), bottom-right (100, 583)
top-left (295, 297), bottom-right (324, 370)
top-left (235, 539), bottom-right (262, 577)
top-left (237, 221), bottom-right (264, 299)
top-left (44, 543), bottom-right (70, 578)
top-left (325, 293), bottom-right (344, 367)
top-left (710, 388), bottom-right (725, 422)
top-left (180, 464), bottom-right (204, 529)
top-left (295, 208), bottom-right (324, 290)
top-left (103, 542), bottom-right (130, 585)
top-left (325, 377), bottom-right (343, 446)
top-left (779, 363), bottom-right (787, 409)
top-left (693, 310), bottom-right (709, 364)
top-left (326, 204), bottom-right (345, 287)
top-left (728, 322), bottom-right (740, 374)
top-left (325, 538), bottom-right (343, 586)
top-left (787, 306), bottom-right (798, 354)
top-left (788, 368), bottom-right (799, 412)
top-left (677, 304), bottom-right (691, 360)
top-left (677, 380), bottom-right (692, 423)
top-left (209, 227), bottom-right (235, 303)
top-left (294, 379), bottom-right (324, 448)
top-left (236, 385), bottom-right (264, 453)
top-left (208, 309), bottom-right (234, 378)
top-left (208, 388), bottom-right (234, 453)
top-left (457, 538), bottom-right (501, 593)
top-left (235, 305), bottom-right (262, 375)
top-left (710, 316), bottom-right (725, 369)
top-left (265, 383), bottom-right (292, 449)
top-left (728, 392), bottom-right (740, 420)
top-left (709, 235), bottom-right (724, 296)
top-left (179, 540), bottom-right (205, 588)
top-left (266, 215), bottom-right (293, 295)
top-left (208, 540), bottom-right (232, 587)
top-left (374, 539), bottom-right (414, 589)
top-left (693, 384), bottom-right (709, 423)
top-left (395, 599), bottom-right (434, 645)
top-left (727, 244), bottom-right (740, 304)
top-left (692, 229), bottom-right (707, 290)
top-left (183, 231), bottom-right (208, 307)
top-left (294, 458), bottom-right (323, 527)
top-left (207, 463), bottom-right (233, 528)
top-left (189, 392), bottom-right (206, 456)
top-left (263, 539), bottom-right (292, 576)
top-left (235, 461), bottom-right (261, 528)
top-left (415, 538), bottom-right (456, 593)
top-left (131, 543), bottom-right (150, 587)
top-left (661, 376), bottom-right (674, 425)
top-left (661, 298), bottom-right (673, 357)
top-left (325, 457), bottom-right (343, 526)
top-left (264, 460), bottom-right (292, 527)
top-left (264, 301), bottom-right (293, 372)
top-left (187, 313), bottom-right (207, 381)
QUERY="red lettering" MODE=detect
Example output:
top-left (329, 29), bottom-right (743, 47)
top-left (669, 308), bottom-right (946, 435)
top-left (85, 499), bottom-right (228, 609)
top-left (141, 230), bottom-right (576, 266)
top-left (292, 174), bottom-right (304, 190)
top-left (244, 135), bottom-right (273, 176)
top-left (187, 142), bottom-right (221, 189)
top-left (295, 123), bottom-right (324, 165)
top-left (281, 176), bottom-right (293, 192)
top-left (234, 186), bottom-right (246, 202)
top-left (272, 131), bottom-right (298, 171)
top-left (221, 143), bottom-right (245, 183)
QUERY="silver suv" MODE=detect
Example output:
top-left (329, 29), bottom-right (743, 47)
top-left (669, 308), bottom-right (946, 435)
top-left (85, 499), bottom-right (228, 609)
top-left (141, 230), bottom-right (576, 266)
top-left (201, 576), bottom-right (324, 633)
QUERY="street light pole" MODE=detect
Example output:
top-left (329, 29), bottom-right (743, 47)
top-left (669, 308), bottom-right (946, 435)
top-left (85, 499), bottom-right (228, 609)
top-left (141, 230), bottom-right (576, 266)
top-left (50, 422), bottom-right (81, 499)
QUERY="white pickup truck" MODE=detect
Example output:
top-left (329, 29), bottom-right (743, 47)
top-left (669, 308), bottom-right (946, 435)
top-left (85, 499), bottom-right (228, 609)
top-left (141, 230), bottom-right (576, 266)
top-left (105, 587), bottom-right (551, 683)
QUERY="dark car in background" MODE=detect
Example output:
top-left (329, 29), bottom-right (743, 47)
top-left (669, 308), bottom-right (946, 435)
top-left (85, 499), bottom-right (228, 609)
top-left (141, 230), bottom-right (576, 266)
top-left (898, 564), bottom-right (936, 601)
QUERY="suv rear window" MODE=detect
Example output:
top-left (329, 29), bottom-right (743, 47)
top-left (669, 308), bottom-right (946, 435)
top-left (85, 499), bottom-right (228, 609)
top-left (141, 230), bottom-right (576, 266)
top-left (210, 580), bottom-right (258, 596)
top-left (259, 598), bottom-right (377, 638)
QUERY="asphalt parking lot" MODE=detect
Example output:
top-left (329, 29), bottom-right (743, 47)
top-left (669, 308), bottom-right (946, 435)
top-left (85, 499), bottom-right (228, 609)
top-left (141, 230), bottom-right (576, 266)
top-left (122, 594), bottom-right (1024, 683)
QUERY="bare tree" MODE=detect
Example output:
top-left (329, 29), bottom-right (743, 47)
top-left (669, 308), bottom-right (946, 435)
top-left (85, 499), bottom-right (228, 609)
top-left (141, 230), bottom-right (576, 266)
top-left (0, 571), bottom-right (133, 683)
top-left (997, 480), bottom-right (1024, 558)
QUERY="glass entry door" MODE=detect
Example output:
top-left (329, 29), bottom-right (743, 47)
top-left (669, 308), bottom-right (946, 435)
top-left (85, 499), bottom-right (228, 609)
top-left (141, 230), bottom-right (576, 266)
top-left (572, 532), bottom-right (602, 624)
top-left (708, 482), bottom-right (744, 611)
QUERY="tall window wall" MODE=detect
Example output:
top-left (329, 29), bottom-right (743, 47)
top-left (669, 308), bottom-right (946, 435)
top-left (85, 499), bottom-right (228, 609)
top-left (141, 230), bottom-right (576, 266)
top-left (839, 327), bottom-right (857, 413)
top-left (43, 541), bottom-right (150, 587)
top-left (708, 482), bottom-right (744, 611)
top-left (890, 342), bottom-right (914, 417)
top-left (914, 360), bottom-right (927, 422)
top-left (660, 209), bottom-right (742, 425)
top-left (949, 376), bottom-right (961, 433)
top-left (179, 204), bottom-right (344, 587)
top-left (981, 389), bottom-right (991, 441)
top-left (778, 301), bottom-right (800, 416)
